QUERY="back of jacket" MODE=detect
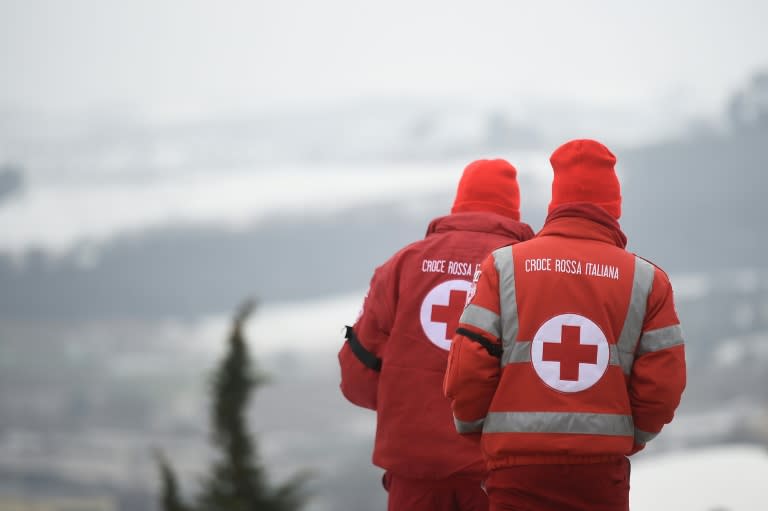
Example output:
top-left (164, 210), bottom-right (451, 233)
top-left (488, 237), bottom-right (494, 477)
top-left (444, 208), bottom-right (686, 468)
top-left (339, 212), bottom-right (533, 479)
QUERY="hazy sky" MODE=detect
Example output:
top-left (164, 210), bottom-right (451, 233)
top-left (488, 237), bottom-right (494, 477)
top-left (1, 0), bottom-right (767, 119)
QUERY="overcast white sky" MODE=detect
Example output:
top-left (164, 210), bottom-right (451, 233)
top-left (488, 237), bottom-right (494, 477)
top-left (1, 0), bottom-right (767, 120)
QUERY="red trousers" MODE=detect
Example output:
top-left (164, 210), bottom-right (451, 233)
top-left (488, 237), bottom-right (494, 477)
top-left (484, 458), bottom-right (630, 511)
top-left (384, 472), bottom-right (488, 511)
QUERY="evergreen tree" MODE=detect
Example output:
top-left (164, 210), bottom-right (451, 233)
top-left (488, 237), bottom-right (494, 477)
top-left (157, 300), bottom-right (307, 511)
top-left (156, 450), bottom-right (189, 511)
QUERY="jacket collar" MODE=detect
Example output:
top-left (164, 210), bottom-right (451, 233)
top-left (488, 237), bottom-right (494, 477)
top-left (426, 212), bottom-right (535, 242)
top-left (539, 203), bottom-right (627, 248)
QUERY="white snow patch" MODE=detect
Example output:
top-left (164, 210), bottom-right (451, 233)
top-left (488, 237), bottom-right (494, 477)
top-left (714, 339), bottom-right (750, 367)
top-left (631, 444), bottom-right (768, 511)
top-left (185, 291), bottom-right (367, 358)
top-left (669, 272), bottom-right (712, 301)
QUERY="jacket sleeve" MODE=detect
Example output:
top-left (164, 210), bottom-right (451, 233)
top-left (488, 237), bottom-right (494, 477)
top-left (338, 260), bottom-right (396, 410)
top-left (444, 254), bottom-right (503, 433)
top-left (628, 266), bottom-right (687, 453)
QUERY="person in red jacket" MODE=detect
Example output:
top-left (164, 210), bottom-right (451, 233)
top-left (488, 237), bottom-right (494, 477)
top-left (444, 139), bottom-right (686, 511)
top-left (339, 159), bottom-right (534, 511)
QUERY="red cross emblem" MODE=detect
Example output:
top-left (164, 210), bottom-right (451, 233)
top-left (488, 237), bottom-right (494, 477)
top-left (542, 325), bottom-right (599, 381)
top-left (531, 314), bottom-right (609, 392)
top-left (430, 289), bottom-right (467, 338)
top-left (419, 280), bottom-right (473, 350)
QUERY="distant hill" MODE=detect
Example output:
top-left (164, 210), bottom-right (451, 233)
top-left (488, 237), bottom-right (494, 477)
top-left (0, 197), bottom-right (444, 319)
top-left (621, 124), bottom-right (768, 272)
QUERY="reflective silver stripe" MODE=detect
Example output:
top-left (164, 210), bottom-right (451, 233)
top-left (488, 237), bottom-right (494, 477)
top-left (502, 341), bottom-right (531, 365)
top-left (454, 416), bottom-right (485, 433)
top-left (634, 427), bottom-right (658, 444)
top-left (484, 411), bottom-right (634, 436)
top-left (616, 257), bottom-right (655, 374)
top-left (459, 304), bottom-right (501, 338)
top-left (492, 247), bottom-right (519, 353)
top-left (608, 344), bottom-right (621, 366)
top-left (637, 325), bottom-right (684, 355)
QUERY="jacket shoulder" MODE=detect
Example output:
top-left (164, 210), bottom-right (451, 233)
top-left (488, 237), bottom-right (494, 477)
top-left (633, 253), bottom-right (672, 282)
top-left (371, 237), bottom-right (430, 276)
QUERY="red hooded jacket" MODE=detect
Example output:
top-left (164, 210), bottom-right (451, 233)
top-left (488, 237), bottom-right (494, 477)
top-left (444, 204), bottom-right (686, 468)
top-left (339, 212), bottom-right (534, 479)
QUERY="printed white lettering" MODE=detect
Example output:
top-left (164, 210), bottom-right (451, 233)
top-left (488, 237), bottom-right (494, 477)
top-left (422, 259), bottom-right (446, 273)
top-left (472, 264), bottom-right (482, 283)
top-left (554, 258), bottom-right (582, 275)
top-left (447, 261), bottom-right (474, 277)
top-left (585, 262), bottom-right (620, 280)
top-left (523, 257), bottom-right (619, 280)
top-left (525, 258), bottom-right (552, 272)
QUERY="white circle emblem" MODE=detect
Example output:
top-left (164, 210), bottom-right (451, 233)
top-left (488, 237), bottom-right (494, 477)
top-left (419, 279), bottom-right (472, 350)
top-left (531, 313), bottom-right (609, 392)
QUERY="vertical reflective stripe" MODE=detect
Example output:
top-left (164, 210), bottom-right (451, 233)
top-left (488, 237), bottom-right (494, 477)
top-left (483, 411), bottom-right (634, 436)
top-left (459, 304), bottom-right (501, 338)
top-left (502, 341), bottom-right (532, 365)
top-left (454, 416), bottom-right (485, 433)
top-left (608, 344), bottom-right (621, 367)
top-left (637, 325), bottom-right (684, 355)
top-left (616, 257), bottom-right (655, 374)
top-left (493, 247), bottom-right (519, 353)
top-left (634, 427), bottom-right (658, 444)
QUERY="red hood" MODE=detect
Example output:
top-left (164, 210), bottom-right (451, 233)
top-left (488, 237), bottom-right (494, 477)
top-left (426, 212), bottom-right (534, 243)
top-left (540, 202), bottom-right (627, 248)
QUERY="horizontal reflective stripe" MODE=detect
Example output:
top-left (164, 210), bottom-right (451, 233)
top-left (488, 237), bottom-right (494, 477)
top-left (616, 257), bottom-right (655, 375)
top-left (637, 325), bottom-right (684, 355)
top-left (484, 411), bottom-right (634, 437)
top-left (459, 304), bottom-right (501, 339)
top-left (503, 342), bottom-right (622, 367)
top-left (493, 247), bottom-right (519, 351)
top-left (502, 341), bottom-right (531, 365)
top-left (454, 416), bottom-right (485, 433)
top-left (634, 427), bottom-right (658, 444)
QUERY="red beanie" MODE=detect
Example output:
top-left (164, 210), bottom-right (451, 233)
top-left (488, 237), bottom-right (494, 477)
top-left (451, 159), bottom-right (520, 221)
top-left (548, 139), bottom-right (622, 219)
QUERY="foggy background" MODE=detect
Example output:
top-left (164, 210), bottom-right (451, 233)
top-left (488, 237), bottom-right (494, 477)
top-left (1, 1), bottom-right (767, 510)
